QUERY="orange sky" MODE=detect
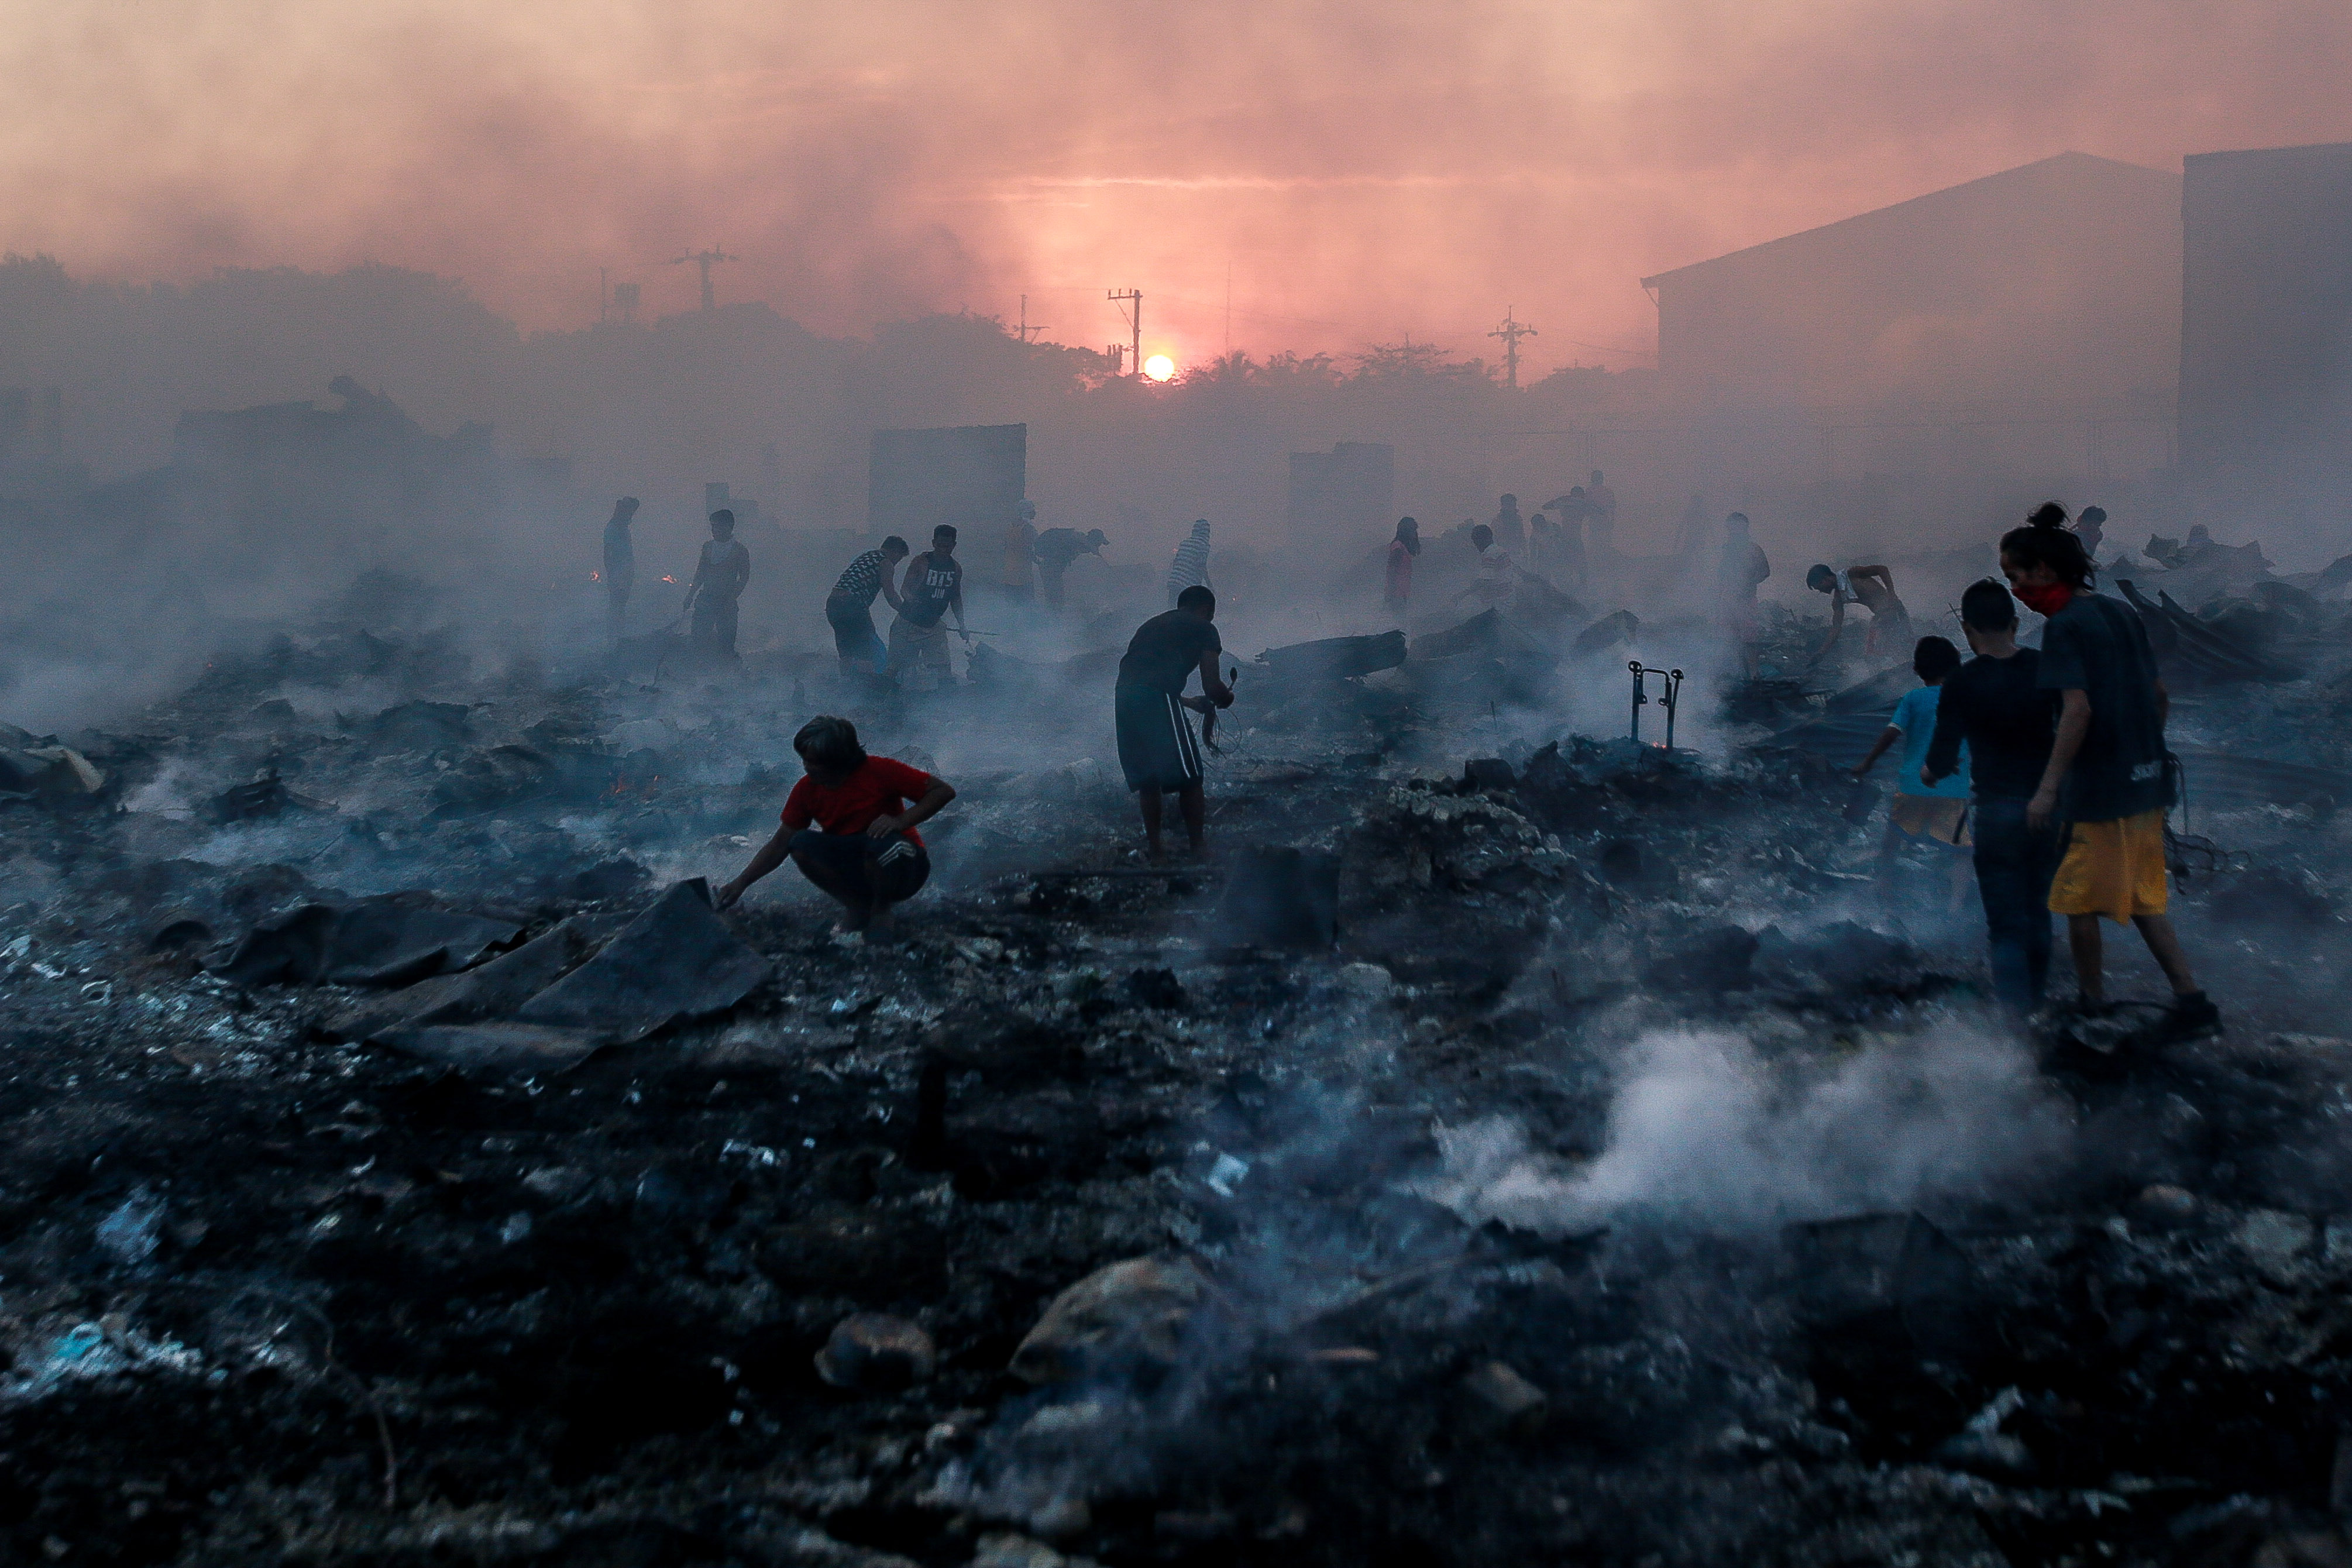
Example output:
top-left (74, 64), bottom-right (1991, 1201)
top-left (5, 0), bottom-right (2350, 376)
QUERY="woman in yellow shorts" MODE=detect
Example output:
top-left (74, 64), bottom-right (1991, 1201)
top-left (2004, 504), bottom-right (2217, 1041)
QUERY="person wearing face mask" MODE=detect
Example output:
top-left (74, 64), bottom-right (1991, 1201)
top-left (2003, 502), bottom-right (2216, 1041)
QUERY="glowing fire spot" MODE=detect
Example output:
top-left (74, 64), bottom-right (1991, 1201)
top-left (1143, 354), bottom-right (1176, 382)
top-left (661, 575), bottom-right (676, 583)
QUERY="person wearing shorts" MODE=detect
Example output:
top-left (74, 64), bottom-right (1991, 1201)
top-left (1113, 585), bottom-right (1233, 859)
top-left (2006, 503), bottom-right (2216, 1039)
top-left (824, 536), bottom-right (907, 676)
top-left (1852, 636), bottom-right (1972, 910)
top-left (887, 525), bottom-right (968, 690)
top-left (716, 716), bottom-right (955, 935)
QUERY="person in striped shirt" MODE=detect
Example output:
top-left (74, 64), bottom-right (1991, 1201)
top-left (1165, 519), bottom-right (1213, 608)
top-left (824, 537), bottom-right (907, 676)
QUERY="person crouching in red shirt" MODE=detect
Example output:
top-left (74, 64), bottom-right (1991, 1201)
top-left (717, 716), bottom-right (955, 934)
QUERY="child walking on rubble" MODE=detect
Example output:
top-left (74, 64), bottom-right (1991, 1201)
top-left (2004, 503), bottom-right (2217, 1040)
top-left (1922, 579), bottom-right (2061, 1021)
top-left (717, 716), bottom-right (955, 937)
top-left (1851, 635), bottom-right (1973, 913)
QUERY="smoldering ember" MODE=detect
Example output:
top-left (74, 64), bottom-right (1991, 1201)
top-left (7, 135), bottom-right (2352, 1568)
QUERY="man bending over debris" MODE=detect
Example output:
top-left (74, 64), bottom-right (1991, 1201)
top-left (1033, 525), bottom-right (1108, 610)
top-left (2005, 503), bottom-right (2217, 1040)
top-left (1924, 579), bottom-right (2060, 1021)
top-left (1115, 585), bottom-right (1234, 859)
top-left (1804, 561), bottom-right (1909, 666)
top-left (826, 535), bottom-right (907, 676)
top-left (717, 716), bottom-right (955, 934)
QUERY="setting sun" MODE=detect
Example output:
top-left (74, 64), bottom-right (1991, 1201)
top-left (1142, 353), bottom-right (1176, 382)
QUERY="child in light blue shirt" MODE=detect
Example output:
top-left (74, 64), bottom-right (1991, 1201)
top-left (1852, 637), bottom-right (1972, 907)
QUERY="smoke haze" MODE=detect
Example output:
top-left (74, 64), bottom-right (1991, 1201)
top-left (6, 1), bottom-right (2350, 369)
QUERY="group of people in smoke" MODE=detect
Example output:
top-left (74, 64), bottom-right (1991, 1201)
top-left (605, 488), bottom-right (2213, 1039)
top-left (582, 496), bottom-right (1230, 933)
top-left (1845, 504), bottom-right (2215, 1038)
top-left (600, 498), bottom-right (755, 663)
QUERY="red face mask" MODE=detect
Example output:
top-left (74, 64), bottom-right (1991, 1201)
top-left (2013, 581), bottom-right (2073, 617)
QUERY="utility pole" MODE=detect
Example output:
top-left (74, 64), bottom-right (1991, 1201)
top-left (1017, 294), bottom-right (1047, 344)
top-left (1107, 288), bottom-right (1141, 377)
top-left (1488, 305), bottom-right (1538, 390)
top-left (670, 247), bottom-right (738, 312)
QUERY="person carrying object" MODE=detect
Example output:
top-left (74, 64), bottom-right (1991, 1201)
top-left (1923, 579), bottom-right (2061, 1022)
top-left (686, 508), bottom-right (752, 661)
top-left (1033, 525), bottom-right (1107, 610)
top-left (824, 535), bottom-right (907, 677)
top-left (601, 496), bottom-right (638, 644)
top-left (1114, 585), bottom-right (1234, 861)
top-left (717, 716), bottom-right (955, 936)
top-left (1851, 635), bottom-right (1974, 912)
top-left (887, 524), bottom-right (968, 689)
top-left (1165, 519), bottom-right (1213, 609)
top-left (2005, 502), bottom-right (2217, 1041)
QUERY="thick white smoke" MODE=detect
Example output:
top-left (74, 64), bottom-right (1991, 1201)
top-left (1415, 1023), bottom-right (2072, 1235)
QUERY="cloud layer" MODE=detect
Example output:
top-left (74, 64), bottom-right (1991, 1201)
top-left (4, 0), bottom-right (2348, 370)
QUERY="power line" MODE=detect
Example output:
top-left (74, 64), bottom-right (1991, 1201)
top-left (1016, 294), bottom-right (1047, 343)
top-left (1106, 287), bottom-right (1141, 377)
top-left (1488, 305), bottom-right (1538, 388)
top-left (669, 247), bottom-right (737, 312)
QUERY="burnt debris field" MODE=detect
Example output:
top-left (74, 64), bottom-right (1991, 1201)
top-left (7, 570), bottom-right (2352, 1568)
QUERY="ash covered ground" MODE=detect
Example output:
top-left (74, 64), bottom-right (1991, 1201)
top-left (6, 567), bottom-right (2352, 1568)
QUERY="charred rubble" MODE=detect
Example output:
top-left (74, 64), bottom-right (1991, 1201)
top-left (4, 582), bottom-right (2352, 1567)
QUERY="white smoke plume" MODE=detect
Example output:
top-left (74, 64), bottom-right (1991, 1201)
top-left (1416, 1023), bottom-right (2073, 1235)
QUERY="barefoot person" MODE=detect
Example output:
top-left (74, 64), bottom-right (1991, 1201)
top-left (717, 716), bottom-right (955, 934)
top-left (2004, 503), bottom-right (2217, 1039)
top-left (1114, 585), bottom-right (1233, 859)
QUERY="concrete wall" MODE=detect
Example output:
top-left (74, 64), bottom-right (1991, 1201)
top-left (2180, 140), bottom-right (2352, 492)
top-left (1645, 153), bottom-right (2182, 418)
